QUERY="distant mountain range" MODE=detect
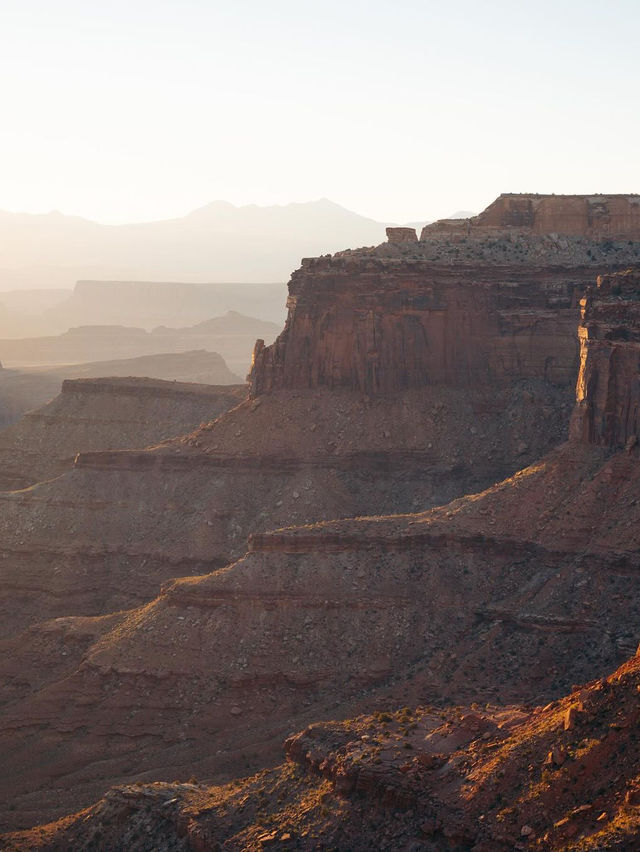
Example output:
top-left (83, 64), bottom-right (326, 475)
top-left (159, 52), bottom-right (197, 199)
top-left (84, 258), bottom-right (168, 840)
top-left (0, 310), bottom-right (279, 377)
top-left (0, 200), bottom-right (473, 290)
top-left (0, 280), bottom-right (288, 336)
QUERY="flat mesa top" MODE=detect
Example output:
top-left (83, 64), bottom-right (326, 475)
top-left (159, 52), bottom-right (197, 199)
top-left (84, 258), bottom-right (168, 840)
top-left (60, 376), bottom-right (246, 396)
top-left (380, 193), bottom-right (640, 252)
top-left (494, 192), bottom-right (640, 201)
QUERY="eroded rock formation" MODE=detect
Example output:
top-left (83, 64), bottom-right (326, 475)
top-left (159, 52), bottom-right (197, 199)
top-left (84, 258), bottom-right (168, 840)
top-left (0, 349), bottom-right (242, 429)
top-left (249, 258), bottom-right (586, 396)
top-left (424, 193), bottom-right (640, 239)
top-left (571, 269), bottom-right (640, 448)
top-left (385, 226), bottom-right (418, 243)
top-left (0, 377), bottom-right (246, 490)
top-left (1, 263), bottom-right (640, 830)
top-left (2, 202), bottom-right (640, 833)
top-left (9, 651), bottom-right (640, 850)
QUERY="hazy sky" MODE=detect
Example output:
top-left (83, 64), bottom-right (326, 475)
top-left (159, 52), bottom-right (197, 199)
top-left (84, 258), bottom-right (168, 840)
top-left (0, 0), bottom-right (638, 224)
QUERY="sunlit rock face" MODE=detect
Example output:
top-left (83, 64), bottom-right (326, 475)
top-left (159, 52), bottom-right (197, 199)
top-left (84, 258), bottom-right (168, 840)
top-left (250, 195), bottom-right (640, 398)
top-left (423, 193), bottom-right (640, 238)
top-left (571, 269), bottom-right (640, 448)
top-left (5, 199), bottom-right (640, 834)
top-left (250, 257), bottom-right (587, 396)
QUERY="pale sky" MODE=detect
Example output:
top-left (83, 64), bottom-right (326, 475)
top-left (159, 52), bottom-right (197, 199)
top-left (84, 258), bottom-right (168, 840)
top-left (0, 0), bottom-right (638, 224)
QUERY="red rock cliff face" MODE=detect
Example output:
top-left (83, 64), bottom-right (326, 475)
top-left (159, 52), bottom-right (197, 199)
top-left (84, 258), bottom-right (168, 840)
top-left (249, 257), bottom-right (593, 396)
top-left (570, 269), bottom-right (640, 448)
top-left (431, 193), bottom-right (640, 238)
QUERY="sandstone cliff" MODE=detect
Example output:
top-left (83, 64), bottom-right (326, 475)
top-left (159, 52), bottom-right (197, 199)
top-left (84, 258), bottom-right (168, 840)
top-left (1, 203), bottom-right (640, 832)
top-left (422, 193), bottom-right (640, 239)
top-left (570, 269), bottom-right (640, 448)
top-left (471, 192), bottom-right (640, 238)
top-left (249, 258), bottom-right (585, 396)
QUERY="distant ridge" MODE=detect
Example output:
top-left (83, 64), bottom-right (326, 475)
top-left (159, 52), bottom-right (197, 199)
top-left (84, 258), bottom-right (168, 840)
top-left (0, 199), bottom-right (482, 291)
top-left (0, 199), bottom-right (389, 289)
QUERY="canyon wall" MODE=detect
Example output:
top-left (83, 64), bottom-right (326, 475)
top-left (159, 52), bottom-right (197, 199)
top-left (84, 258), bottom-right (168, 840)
top-left (570, 269), bottom-right (640, 448)
top-left (2, 226), bottom-right (620, 637)
top-left (250, 259), bottom-right (590, 396)
top-left (3, 200), bottom-right (640, 831)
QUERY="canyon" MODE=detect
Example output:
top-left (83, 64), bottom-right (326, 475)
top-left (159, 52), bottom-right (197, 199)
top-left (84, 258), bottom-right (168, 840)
top-left (1, 196), bottom-right (640, 845)
top-left (0, 250), bottom-right (596, 641)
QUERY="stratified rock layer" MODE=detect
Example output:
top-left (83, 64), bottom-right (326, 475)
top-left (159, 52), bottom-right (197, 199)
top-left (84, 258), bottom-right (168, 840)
top-left (571, 269), bottom-right (640, 448)
top-left (0, 348), bottom-right (242, 429)
top-left (9, 653), bottom-right (640, 851)
top-left (250, 259), bottom-right (587, 395)
top-left (0, 377), bottom-right (246, 490)
top-left (2, 206), bottom-right (640, 832)
top-left (424, 193), bottom-right (640, 238)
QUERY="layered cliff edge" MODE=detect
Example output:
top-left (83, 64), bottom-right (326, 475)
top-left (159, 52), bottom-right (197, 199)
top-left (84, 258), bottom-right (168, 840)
top-left (1, 266), bottom-right (640, 832)
top-left (0, 348), bottom-right (243, 430)
top-left (2, 197), bottom-right (640, 833)
top-left (426, 192), bottom-right (640, 239)
top-left (0, 377), bottom-right (246, 490)
top-left (0, 245), bottom-right (609, 636)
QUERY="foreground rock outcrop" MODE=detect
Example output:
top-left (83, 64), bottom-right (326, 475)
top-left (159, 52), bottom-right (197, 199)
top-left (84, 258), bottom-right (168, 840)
top-left (0, 377), bottom-right (245, 490)
top-left (11, 651), bottom-right (640, 851)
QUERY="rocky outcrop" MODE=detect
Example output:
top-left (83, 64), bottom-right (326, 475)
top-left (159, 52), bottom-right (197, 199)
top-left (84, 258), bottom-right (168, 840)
top-left (250, 258), bottom-right (591, 396)
top-left (385, 226), bottom-right (417, 243)
top-left (0, 377), bottom-right (246, 490)
top-left (570, 269), bottom-right (640, 448)
top-left (249, 197), bottom-right (640, 398)
top-left (423, 193), bottom-right (640, 239)
top-left (9, 653), bottom-right (640, 851)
